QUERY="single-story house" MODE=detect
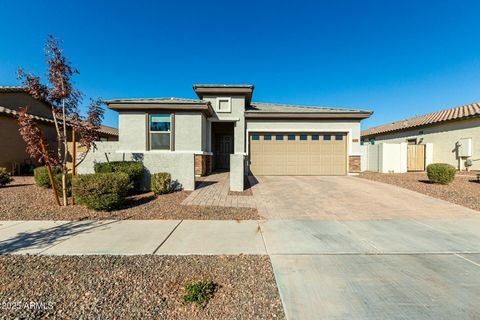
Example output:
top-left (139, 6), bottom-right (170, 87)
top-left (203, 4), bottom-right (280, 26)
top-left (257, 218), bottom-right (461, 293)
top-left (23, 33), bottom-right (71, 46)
top-left (361, 102), bottom-right (480, 171)
top-left (0, 86), bottom-right (118, 173)
top-left (79, 84), bottom-right (372, 191)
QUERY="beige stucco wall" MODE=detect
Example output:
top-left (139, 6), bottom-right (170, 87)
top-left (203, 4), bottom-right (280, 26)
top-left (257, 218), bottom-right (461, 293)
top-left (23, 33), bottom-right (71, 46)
top-left (118, 111), bottom-right (205, 153)
top-left (368, 118), bottom-right (480, 170)
top-left (77, 141), bottom-right (196, 190)
top-left (204, 96), bottom-right (246, 154)
top-left (118, 112), bottom-right (147, 152)
top-left (0, 115), bottom-right (59, 171)
top-left (0, 92), bottom-right (53, 118)
top-left (246, 119), bottom-right (363, 156)
top-left (174, 112), bottom-right (203, 152)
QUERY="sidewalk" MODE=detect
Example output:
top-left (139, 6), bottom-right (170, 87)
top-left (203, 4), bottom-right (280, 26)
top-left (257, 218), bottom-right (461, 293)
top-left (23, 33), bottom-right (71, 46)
top-left (0, 220), bottom-right (266, 255)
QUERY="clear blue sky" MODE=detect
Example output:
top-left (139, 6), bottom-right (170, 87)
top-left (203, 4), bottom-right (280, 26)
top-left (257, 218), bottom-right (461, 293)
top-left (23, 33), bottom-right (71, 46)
top-left (1, 0), bottom-right (480, 130)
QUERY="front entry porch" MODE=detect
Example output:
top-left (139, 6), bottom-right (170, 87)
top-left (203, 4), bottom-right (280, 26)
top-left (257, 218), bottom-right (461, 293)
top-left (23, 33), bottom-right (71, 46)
top-left (182, 172), bottom-right (256, 208)
top-left (211, 122), bottom-right (234, 171)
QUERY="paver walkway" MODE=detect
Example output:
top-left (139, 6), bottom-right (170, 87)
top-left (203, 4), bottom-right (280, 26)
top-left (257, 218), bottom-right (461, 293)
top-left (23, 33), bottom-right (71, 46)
top-left (182, 171), bottom-right (257, 208)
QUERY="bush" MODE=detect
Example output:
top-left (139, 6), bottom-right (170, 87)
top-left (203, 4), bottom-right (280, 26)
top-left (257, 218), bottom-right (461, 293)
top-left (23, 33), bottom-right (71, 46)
top-left (34, 166), bottom-right (61, 188)
top-left (427, 163), bottom-right (456, 185)
top-left (0, 168), bottom-right (12, 187)
top-left (151, 172), bottom-right (171, 195)
top-left (53, 173), bottom-right (72, 197)
top-left (94, 161), bottom-right (144, 193)
top-left (73, 173), bottom-right (130, 211)
top-left (183, 280), bottom-right (216, 307)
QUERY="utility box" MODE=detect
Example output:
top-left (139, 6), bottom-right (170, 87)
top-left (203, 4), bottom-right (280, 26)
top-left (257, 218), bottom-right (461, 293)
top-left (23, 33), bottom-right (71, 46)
top-left (458, 138), bottom-right (472, 157)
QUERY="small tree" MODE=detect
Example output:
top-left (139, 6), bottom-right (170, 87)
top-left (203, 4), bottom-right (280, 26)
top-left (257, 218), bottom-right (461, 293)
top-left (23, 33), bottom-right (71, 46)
top-left (17, 35), bottom-right (104, 206)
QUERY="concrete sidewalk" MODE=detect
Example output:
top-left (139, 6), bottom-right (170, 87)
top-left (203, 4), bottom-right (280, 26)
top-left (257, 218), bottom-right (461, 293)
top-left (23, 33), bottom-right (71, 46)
top-left (2, 218), bottom-right (480, 255)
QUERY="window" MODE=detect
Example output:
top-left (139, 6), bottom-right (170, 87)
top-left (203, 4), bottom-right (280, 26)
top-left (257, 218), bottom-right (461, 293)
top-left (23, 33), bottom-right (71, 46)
top-left (300, 134), bottom-right (307, 140)
top-left (149, 114), bottom-right (171, 150)
top-left (288, 134), bottom-right (295, 140)
top-left (323, 135), bottom-right (332, 141)
top-left (312, 134), bottom-right (319, 140)
top-left (264, 134), bottom-right (272, 140)
top-left (335, 135), bottom-right (343, 141)
top-left (217, 97), bottom-right (231, 112)
top-left (252, 134), bottom-right (260, 141)
top-left (276, 134), bottom-right (284, 140)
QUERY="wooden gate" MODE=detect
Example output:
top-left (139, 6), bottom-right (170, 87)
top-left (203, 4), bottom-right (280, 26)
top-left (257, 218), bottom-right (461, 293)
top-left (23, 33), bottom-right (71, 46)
top-left (407, 144), bottom-right (425, 171)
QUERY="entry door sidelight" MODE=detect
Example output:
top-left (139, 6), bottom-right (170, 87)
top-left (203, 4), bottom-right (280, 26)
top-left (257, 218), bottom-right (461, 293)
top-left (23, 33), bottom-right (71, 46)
top-left (215, 135), bottom-right (233, 170)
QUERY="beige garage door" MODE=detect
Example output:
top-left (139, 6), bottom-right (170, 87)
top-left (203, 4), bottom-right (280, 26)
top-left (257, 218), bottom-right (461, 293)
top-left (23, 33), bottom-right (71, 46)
top-left (249, 132), bottom-right (347, 176)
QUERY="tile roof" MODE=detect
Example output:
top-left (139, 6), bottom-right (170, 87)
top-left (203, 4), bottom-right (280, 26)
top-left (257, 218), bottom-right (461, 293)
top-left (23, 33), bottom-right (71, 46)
top-left (361, 102), bottom-right (480, 137)
top-left (97, 125), bottom-right (118, 136)
top-left (246, 102), bottom-right (371, 114)
top-left (105, 97), bottom-right (207, 104)
top-left (0, 86), bottom-right (26, 92)
top-left (0, 106), bottom-right (118, 137)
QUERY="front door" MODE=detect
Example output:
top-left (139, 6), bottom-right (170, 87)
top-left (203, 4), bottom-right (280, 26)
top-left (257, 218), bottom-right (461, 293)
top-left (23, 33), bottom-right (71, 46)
top-left (215, 135), bottom-right (233, 170)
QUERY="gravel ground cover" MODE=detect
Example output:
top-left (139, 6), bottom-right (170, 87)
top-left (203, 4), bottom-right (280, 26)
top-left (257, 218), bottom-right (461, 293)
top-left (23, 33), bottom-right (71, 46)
top-left (0, 177), bottom-right (260, 220)
top-left (0, 255), bottom-right (285, 319)
top-left (360, 171), bottom-right (480, 211)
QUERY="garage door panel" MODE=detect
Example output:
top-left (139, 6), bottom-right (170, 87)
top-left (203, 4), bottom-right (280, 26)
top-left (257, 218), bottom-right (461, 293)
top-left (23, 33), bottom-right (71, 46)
top-left (249, 132), bottom-right (347, 176)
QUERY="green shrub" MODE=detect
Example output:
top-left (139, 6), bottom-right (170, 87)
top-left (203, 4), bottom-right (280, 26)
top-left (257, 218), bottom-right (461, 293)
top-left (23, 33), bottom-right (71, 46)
top-left (427, 163), bottom-right (456, 185)
top-left (0, 168), bottom-right (12, 187)
top-left (151, 172), bottom-right (171, 195)
top-left (183, 280), bottom-right (216, 307)
top-left (73, 173), bottom-right (130, 211)
top-left (94, 161), bottom-right (144, 193)
top-left (53, 173), bottom-right (72, 196)
top-left (33, 166), bottom-right (61, 188)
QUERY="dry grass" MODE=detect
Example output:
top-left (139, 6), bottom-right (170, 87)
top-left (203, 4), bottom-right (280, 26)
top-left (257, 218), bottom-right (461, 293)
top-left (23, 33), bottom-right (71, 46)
top-left (0, 177), bottom-right (260, 220)
top-left (360, 171), bottom-right (480, 211)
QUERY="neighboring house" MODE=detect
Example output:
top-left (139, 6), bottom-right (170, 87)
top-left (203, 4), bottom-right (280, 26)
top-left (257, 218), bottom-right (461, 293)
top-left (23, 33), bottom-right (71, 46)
top-left (361, 102), bottom-right (480, 171)
top-left (0, 86), bottom-right (118, 173)
top-left (79, 84), bottom-right (371, 191)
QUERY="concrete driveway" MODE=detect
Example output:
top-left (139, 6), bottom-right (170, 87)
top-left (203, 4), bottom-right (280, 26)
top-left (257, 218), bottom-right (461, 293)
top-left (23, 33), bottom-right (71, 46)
top-left (250, 176), bottom-right (476, 219)
top-left (262, 218), bottom-right (480, 319)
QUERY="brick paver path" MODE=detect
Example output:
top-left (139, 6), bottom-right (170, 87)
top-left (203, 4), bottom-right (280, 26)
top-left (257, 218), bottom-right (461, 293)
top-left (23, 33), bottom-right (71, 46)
top-left (182, 172), bottom-right (257, 208)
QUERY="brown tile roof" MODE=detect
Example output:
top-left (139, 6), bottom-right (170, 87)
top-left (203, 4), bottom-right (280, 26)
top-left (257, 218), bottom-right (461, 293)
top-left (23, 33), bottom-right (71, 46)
top-left (97, 125), bottom-right (118, 136)
top-left (362, 102), bottom-right (480, 138)
top-left (0, 105), bottom-right (118, 137)
top-left (0, 86), bottom-right (26, 92)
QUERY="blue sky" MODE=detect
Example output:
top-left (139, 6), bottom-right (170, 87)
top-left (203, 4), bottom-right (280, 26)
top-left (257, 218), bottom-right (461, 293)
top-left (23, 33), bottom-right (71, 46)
top-left (1, 0), bottom-right (480, 129)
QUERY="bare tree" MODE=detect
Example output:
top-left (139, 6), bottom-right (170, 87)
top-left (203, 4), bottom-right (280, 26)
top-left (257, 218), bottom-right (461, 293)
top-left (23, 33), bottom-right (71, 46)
top-left (17, 35), bottom-right (104, 206)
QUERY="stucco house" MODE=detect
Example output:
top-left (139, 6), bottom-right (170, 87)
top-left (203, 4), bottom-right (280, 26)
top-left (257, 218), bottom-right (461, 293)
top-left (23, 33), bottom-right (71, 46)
top-left (0, 86), bottom-right (118, 173)
top-left (79, 84), bottom-right (372, 191)
top-left (361, 102), bottom-right (480, 171)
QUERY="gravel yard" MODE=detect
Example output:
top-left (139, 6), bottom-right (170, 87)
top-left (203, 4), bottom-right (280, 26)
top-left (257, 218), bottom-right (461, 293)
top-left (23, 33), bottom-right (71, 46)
top-left (360, 171), bottom-right (480, 212)
top-left (0, 255), bottom-right (284, 319)
top-left (0, 177), bottom-right (260, 220)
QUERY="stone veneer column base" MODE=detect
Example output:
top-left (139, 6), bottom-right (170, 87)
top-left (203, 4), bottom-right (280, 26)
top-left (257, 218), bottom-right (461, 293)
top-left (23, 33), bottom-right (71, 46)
top-left (348, 155), bottom-right (361, 173)
top-left (195, 154), bottom-right (213, 176)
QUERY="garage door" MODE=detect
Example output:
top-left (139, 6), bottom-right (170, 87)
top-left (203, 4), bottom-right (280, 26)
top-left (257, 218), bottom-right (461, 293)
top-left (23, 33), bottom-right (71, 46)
top-left (249, 132), bottom-right (347, 176)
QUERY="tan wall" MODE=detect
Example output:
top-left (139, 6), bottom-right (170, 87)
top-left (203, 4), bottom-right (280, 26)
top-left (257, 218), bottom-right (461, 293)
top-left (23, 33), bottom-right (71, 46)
top-left (203, 96), bottom-right (246, 154)
top-left (0, 92), bottom-right (53, 118)
top-left (118, 111), bottom-right (206, 153)
top-left (0, 115), bottom-right (59, 171)
top-left (368, 118), bottom-right (480, 170)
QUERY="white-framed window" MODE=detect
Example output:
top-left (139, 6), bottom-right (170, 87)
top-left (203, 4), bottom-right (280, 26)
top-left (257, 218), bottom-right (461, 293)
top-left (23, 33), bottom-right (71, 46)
top-left (217, 97), bottom-right (231, 113)
top-left (149, 114), bottom-right (171, 150)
